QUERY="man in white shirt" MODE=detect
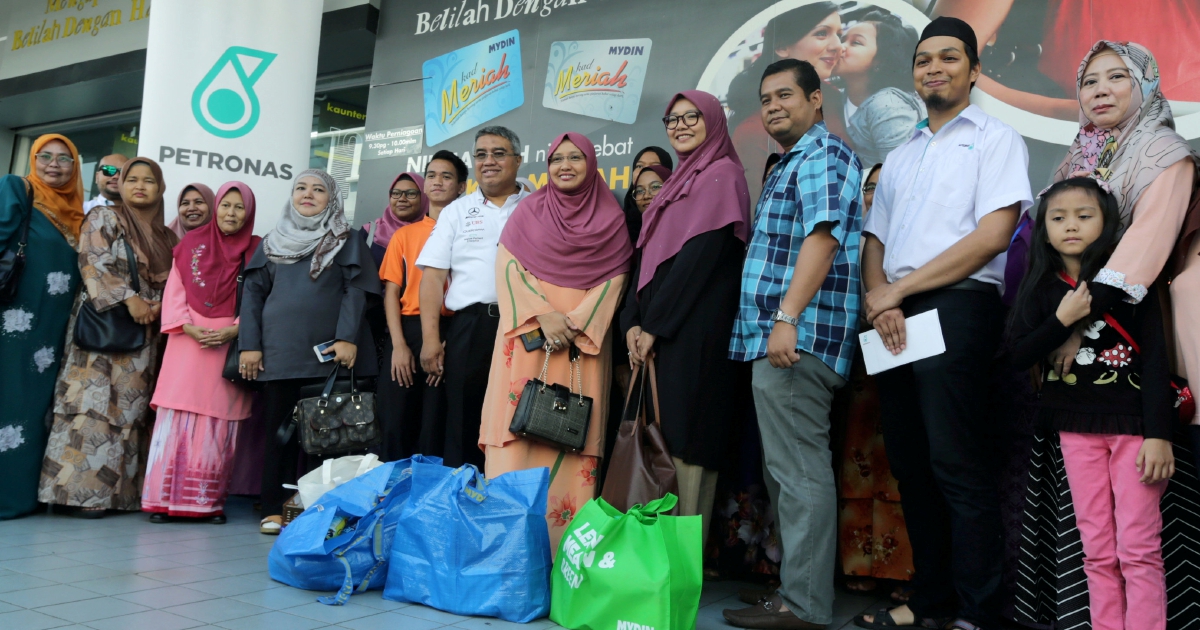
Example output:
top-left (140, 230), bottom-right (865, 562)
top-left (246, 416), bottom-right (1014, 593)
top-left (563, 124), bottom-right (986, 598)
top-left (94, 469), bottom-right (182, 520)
top-left (417, 126), bottom-right (528, 468)
top-left (857, 17), bottom-right (1032, 630)
top-left (82, 154), bottom-right (128, 214)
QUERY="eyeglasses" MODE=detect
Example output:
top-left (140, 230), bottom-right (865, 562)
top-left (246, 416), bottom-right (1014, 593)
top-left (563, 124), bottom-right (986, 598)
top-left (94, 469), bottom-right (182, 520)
top-left (35, 152), bottom-right (75, 167)
top-left (473, 150), bottom-right (515, 162)
top-left (390, 189), bottom-right (421, 200)
top-left (548, 153), bottom-right (585, 166)
top-left (98, 165), bottom-right (121, 177)
top-left (662, 110), bottom-right (702, 130)
top-left (632, 181), bottom-right (664, 200)
top-left (863, 183), bottom-right (877, 193)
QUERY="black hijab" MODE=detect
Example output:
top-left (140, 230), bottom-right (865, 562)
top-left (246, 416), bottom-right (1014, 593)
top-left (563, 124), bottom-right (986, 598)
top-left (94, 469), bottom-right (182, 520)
top-left (622, 146), bottom-right (675, 244)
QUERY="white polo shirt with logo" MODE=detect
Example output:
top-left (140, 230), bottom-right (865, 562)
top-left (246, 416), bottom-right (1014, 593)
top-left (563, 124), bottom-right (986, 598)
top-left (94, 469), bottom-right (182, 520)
top-left (416, 186), bottom-right (530, 311)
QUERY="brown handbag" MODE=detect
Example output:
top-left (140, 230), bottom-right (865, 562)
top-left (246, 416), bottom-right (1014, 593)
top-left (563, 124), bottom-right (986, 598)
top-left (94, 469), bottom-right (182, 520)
top-left (600, 357), bottom-right (679, 513)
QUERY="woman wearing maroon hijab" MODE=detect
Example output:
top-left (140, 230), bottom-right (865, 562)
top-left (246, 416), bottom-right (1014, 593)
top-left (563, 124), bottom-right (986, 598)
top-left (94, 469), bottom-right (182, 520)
top-left (479, 132), bottom-right (632, 550)
top-left (143, 181), bottom-right (261, 523)
top-left (619, 90), bottom-right (751, 540)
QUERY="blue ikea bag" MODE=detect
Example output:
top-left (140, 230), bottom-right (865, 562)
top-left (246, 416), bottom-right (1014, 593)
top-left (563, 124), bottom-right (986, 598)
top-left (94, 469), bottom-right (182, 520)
top-left (268, 455), bottom-right (441, 605)
top-left (383, 462), bottom-right (552, 622)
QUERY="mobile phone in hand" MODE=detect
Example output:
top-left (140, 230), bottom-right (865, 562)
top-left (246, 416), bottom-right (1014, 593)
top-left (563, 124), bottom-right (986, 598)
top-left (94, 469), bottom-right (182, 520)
top-left (314, 340), bottom-right (337, 363)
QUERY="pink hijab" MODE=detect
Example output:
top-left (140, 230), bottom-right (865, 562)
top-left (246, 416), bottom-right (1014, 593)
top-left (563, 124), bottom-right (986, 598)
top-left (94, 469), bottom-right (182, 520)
top-left (363, 172), bottom-right (427, 248)
top-left (500, 132), bottom-right (633, 290)
top-left (637, 90), bottom-right (750, 291)
top-left (167, 182), bottom-right (215, 240)
top-left (173, 181), bottom-right (261, 318)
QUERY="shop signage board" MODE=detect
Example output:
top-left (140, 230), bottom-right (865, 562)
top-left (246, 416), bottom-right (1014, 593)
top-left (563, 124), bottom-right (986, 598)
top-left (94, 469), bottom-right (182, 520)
top-left (138, 0), bottom-right (321, 233)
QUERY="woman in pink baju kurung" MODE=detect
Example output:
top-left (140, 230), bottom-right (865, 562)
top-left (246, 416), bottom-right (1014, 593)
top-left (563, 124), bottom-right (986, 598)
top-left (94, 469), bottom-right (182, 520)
top-left (143, 182), bottom-right (260, 521)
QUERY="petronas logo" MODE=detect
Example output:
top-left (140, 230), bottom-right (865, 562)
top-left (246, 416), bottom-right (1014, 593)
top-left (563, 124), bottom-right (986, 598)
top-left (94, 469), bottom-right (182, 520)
top-left (191, 46), bottom-right (278, 139)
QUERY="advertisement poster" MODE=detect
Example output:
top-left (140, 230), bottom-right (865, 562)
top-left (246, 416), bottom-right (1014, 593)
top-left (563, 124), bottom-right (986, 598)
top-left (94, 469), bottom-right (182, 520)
top-left (359, 0), bottom-right (1200, 225)
top-left (423, 29), bottom-right (525, 146)
top-left (139, 0), bottom-right (322, 233)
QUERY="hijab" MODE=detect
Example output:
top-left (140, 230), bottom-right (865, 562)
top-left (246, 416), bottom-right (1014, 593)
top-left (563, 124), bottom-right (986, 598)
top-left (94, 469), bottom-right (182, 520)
top-left (262, 169), bottom-right (351, 279)
top-left (110, 157), bottom-right (179, 289)
top-left (25, 134), bottom-right (85, 244)
top-left (362, 172), bottom-right (427, 248)
top-left (621, 146), bottom-right (674, 243)
top-left (1052, 41), bottom-right (1199, 231)
top-left (167, 183), bottom-right (215, 240)
top-left (173, 182), bottom-right (261, 318)
top-left (500, 132), bottom-right (633, 290)
top-left (637, 90), bottom-right (751, 291)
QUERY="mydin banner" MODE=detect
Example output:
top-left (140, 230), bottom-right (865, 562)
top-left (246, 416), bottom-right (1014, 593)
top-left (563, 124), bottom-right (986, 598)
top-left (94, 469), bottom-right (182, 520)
top-left (358, 0), bottom-right (1200, 225)
top-left (138, 0), bottom-right (322, 234)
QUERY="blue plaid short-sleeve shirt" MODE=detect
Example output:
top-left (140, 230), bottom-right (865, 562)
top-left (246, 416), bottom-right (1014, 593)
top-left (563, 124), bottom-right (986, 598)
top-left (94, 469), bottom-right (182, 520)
top-left (729, 122), bottom-right (864, 379)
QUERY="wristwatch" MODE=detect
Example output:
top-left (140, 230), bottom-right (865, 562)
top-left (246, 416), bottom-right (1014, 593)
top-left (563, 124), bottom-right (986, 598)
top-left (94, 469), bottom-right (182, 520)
top-left (770, 309), bottom-right (800, 327)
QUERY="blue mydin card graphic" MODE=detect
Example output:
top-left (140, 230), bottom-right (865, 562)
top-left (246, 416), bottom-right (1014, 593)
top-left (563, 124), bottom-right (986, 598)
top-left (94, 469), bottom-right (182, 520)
top-left (423, 30), bottom-right (525, 146)
top-left (542, 39), bottom-right (652, 124)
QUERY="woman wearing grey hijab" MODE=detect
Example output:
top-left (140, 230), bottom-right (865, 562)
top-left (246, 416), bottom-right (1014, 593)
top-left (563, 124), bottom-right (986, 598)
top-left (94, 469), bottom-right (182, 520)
top-left (237, 169), bottom-right (382, 533)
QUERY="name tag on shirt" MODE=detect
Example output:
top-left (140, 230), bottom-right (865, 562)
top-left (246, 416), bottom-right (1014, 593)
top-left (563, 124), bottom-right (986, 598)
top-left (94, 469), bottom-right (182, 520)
top-left (859, 309), bottom-right (946, 375)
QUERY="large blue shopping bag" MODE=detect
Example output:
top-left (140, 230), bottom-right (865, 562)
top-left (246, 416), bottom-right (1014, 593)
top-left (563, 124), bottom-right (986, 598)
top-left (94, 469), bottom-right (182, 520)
top-left (268, 455), bottom-right (441, 605)
top-left (383, 462), bottom-right (552, 622)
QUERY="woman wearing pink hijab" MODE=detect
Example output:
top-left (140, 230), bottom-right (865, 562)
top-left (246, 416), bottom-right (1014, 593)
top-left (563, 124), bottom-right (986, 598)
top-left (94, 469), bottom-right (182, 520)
top-left (619, 90), bottom-right (751, 540)
top-left (143, 181), bottom-right (261, 523)
top-left (362, 172), bottom-right (428, 267)
top-left (479, 132), bottom-right (632, 550)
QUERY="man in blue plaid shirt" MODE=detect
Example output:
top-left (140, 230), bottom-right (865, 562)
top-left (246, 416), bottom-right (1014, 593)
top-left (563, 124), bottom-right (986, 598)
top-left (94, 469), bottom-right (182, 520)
top-left (724, 58), bottom-right (863, 630)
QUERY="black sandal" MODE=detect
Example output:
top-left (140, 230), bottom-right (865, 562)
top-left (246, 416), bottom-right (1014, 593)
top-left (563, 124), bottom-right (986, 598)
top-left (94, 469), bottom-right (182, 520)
top-left (854, 608), bottom-right (946, 629)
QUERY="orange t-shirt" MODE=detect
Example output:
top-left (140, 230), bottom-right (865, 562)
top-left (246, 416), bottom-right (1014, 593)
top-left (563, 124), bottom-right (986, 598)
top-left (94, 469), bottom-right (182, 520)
top-left (378, 216), bottom-right (444, 316)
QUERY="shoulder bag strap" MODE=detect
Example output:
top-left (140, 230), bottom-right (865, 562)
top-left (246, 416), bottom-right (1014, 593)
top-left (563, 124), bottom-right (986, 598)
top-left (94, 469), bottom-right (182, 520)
top-left (234, 255), bottom-right (246, 314)
top-left (123, 237), bottom-right (141, 294)
top-left (12, 180), bottom-right (33, 253)
top-left (1058, 270), bottom-right (1139, 354)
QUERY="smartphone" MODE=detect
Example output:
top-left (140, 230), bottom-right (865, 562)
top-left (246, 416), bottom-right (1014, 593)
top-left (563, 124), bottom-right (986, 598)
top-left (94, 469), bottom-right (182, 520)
top-left (520, 328), bottom-right (546, 352)
top-left (314, 340), bottom-right (337, 363)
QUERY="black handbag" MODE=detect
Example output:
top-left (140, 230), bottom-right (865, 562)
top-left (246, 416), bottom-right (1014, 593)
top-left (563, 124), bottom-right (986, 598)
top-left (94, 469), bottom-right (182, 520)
top-left (73, 239), bottom-right (147, 353)
top-left (508, 344), bottom-right (592, 452)
top-left (281, 365), bottom-right (380, 456)
top-left (222, 258), bottom-right (263, 390)
top-left (0, 180), bottom-right (33, 305)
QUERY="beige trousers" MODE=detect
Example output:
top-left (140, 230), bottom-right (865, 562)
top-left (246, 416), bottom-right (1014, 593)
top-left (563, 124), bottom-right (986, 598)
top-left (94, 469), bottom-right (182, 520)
top-left (672, 456), bottom-right (719, 546)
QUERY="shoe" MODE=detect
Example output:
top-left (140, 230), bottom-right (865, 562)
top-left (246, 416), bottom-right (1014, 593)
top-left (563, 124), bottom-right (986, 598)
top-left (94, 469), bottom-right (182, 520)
top-left (148, 513), bottom-right (170, 524)
top-left (74, 507), bottom-right (105, 519)
top-left (207, 515), bottom-right (226, 524)
top-left (260, 516), bottom-right (282, 535)
top-left (738, 583), bottom-right (780, 604)
top-left (722, 593), bottom-right (826, 629)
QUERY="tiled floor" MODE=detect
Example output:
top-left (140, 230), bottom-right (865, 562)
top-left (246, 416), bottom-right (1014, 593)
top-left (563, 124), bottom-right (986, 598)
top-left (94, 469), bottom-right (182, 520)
top-left (0, 497), bottom-right (888, 630)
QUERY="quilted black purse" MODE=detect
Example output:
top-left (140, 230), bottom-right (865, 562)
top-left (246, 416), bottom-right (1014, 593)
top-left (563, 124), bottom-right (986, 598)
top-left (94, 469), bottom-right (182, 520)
top-left (287, 365), bottom-right (380, 456)
top-left (73, 239), bottom-right (147, 353)
top-left (0, 180), bottom-right (33, 305)
top-left (508, 344), bottom-right (591, 453)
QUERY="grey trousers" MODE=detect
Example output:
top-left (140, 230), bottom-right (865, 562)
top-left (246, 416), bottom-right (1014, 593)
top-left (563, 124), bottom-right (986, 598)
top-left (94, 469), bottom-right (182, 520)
top-left (751, 353), bottom-right (845, 625)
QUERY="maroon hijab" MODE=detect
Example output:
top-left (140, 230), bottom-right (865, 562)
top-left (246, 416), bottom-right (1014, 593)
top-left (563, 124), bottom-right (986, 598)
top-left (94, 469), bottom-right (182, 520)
top-left (637, 90), bottom-right (750, 291)
top-left (173, 181), bottom-right (261, 318)
top-left (500, 132), bottom-right (633, 290)
top-left (362, 172), bottom-right (427, 248)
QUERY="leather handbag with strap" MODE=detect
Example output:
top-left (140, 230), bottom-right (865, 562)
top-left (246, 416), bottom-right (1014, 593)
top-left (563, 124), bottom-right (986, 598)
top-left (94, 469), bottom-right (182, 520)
top-left (509, 344), bottom-right (592, 452)
top-left (0, 180), bottom-right (33, 305)
top-left (222, 256), bottom-right (264, 390)
top-left (1059, 271), bottom-right (1194, 423)
top-left (284, 365), bottom-right (380, 456)
top-left (601, 357), bottom-right (679, 513)
top-left (73, 238), bottom-right (147, 353)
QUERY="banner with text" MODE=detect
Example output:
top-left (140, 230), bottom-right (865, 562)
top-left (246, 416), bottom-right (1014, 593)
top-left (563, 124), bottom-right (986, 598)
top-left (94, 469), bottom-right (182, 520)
top-left (359, 0), bottom-right (1200, 225)
top-left (138, 0), bottom-right (321, 234)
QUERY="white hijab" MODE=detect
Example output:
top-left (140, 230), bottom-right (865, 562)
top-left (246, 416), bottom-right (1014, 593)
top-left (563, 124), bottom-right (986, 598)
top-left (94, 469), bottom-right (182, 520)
top-left (262, 169), bottom-right (351, 279)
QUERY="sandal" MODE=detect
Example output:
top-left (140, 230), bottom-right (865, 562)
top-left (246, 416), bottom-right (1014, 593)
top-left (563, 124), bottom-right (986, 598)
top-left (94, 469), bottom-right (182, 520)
top-left (854, 607), bottom-right (946, 629)
top-left (260, 515), bottom-right (283, 535)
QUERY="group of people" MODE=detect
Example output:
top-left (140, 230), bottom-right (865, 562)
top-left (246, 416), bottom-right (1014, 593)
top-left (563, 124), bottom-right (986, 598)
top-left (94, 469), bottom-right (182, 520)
top-left (2, 12), bottom-right (1199, 630)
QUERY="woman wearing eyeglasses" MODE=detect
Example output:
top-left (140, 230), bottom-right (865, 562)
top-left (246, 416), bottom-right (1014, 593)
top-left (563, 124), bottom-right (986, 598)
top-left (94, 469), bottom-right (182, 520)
top-left (479, 132), bottom-right (632, 550)
top-left (0, 136), bottom-right (86, 520)
top-left (39, 157), bottom-right (179, 518)
top-left (620, 91), bottom-right (751, 538)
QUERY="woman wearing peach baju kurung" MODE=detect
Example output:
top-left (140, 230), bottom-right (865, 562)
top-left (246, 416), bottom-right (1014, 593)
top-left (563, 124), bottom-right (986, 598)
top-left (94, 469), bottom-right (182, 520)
top-left (479, 133), bottom-right (632, 551)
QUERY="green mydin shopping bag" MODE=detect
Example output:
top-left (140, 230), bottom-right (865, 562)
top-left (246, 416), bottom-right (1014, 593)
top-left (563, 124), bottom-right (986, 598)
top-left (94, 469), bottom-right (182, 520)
top-left (550, 494), bottom-right (702, 630)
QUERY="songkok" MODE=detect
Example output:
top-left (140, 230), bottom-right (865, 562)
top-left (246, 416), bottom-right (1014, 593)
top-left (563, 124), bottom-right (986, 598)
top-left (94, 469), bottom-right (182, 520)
top-left (915, 16), bottom-right (978, 61)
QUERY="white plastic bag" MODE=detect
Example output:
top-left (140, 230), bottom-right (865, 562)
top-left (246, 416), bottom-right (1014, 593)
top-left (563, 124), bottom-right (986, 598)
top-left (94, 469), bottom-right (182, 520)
top-left (296, 454), bottom-right (382, 510)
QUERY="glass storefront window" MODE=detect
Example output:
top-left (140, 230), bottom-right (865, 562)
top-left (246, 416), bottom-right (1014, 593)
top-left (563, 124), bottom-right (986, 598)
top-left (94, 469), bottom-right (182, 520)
top-left (11, 117), bottom-right (140, 205)
top-left (311, 87), bottom-right (368, 223)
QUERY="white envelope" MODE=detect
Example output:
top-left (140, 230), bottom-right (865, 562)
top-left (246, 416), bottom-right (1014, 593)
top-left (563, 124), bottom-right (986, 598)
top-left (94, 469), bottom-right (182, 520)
top-left (858, 309), bottom-right (947, 375)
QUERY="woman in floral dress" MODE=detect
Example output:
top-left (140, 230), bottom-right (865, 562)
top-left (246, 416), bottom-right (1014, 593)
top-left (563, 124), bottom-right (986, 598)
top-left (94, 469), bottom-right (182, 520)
top-left (39, 157), bottom-right (178, 517)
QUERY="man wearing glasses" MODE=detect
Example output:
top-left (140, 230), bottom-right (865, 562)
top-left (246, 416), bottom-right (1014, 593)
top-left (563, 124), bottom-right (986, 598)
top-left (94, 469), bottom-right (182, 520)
top-left (417, 126), bottom-right (527, 468)
top-left (83, 154), bottom-right (129, 214)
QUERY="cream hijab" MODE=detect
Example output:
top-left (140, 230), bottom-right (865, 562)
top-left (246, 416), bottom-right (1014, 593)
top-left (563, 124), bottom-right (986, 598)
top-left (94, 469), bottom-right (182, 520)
top-left (261, 169), bottom-right (351, 279)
